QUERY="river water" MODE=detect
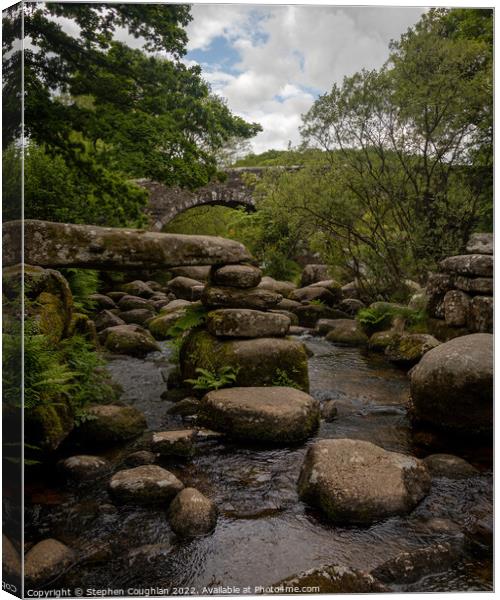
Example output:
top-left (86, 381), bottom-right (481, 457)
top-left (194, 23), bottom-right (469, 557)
top-left (24, 334), bottom-right (493, 593)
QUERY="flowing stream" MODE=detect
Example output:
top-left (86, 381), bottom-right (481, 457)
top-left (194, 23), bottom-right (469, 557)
top-left (25, 334), bottom-right (492, 593)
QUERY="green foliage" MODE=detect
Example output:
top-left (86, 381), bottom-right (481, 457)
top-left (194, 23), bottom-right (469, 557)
top-left (272, 368), bottom-right (302, 390)
top-left (165, 304), bottom-right (208, 364)
top-left (18, 317), bottom-right (116, 422)
top-left (185, 365), bottom-right (240, 392)
top-left (60, 268), bottom-right (100, 312)
top-left (2, 4), bottom-right (260, 227)
top-left (357, 305), bottom-right (427, 333)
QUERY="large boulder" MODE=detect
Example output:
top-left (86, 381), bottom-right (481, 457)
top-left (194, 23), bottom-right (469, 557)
top-left (206, 309), bottom-right (290, 338)
top-left (167, 276), bottom-right (204, 301)
top-left (25, 539), bottom-right (75, 586)
top-left (301, 264), bottom-right (330, 287)
top-left (276, 565), bottom-right (387, 593)
top-left (202, 286), bottom-right (282, 310)
top-left (210, 264), bottom-right (262, 288)
top-left (76, 404), bottom-right (147, 444)
top-left (109, 465), bottom-right (184, 504)
top-left (258, 276), bottom-right (297, 298)
top-left (289, 286), bottom-right (339, 306)
top-left (385, 334), bottom-right (441, 367)
top-left (101, 324), bottom-right (160, 356)
top-left (180, 330), bottom-right (309, 391)
top-left (409, 333), bottom-right (493, 435)
top-left (298, 439), bottom-right (431, 524)
top-left (323, 319), bottom-right (368, 346)
top-left (293, 305), bottom-right (349, 328)
top-left (466, 232), bottom-right (493, 255)
top-left (169, 488), bottom-right (218, 537)
top-left (200, 387), bottom-right (319, 444)
top-left (440, 254), bottom-right (493, 277)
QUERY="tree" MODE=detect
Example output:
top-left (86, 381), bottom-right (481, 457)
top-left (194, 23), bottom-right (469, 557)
top-left (298, 8), bottom-right (492, 297)
top-left (2, 3), bottom-right (261, 225)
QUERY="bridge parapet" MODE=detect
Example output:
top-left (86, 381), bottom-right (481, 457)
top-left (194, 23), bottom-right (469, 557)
top-left (137, 166), bottom-right (301, 231)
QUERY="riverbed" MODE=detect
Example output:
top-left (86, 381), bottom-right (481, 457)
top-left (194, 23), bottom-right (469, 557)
top-left (24, 334), bottom-right (493, 593)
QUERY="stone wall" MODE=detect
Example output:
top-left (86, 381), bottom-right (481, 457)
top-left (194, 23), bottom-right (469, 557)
top-left (426, 233), bottom-right (493, 334)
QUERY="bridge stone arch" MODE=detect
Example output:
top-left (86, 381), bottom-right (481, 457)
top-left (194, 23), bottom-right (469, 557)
top-left (136, 166), bottom-right (300, 232)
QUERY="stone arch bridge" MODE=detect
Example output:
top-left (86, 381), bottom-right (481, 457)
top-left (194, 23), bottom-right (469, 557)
top-left (136, 166), bottom-right (300, 232)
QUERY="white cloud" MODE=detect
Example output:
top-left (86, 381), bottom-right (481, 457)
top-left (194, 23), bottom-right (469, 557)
top-left (187, 5), bottom-right (425, 152)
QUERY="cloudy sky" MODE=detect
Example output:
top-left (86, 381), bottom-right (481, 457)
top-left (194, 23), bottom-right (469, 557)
top-left (183, 5), bottom-right (425, 153)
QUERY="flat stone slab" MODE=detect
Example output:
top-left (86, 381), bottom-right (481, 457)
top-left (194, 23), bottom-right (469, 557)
top-left (439, 254), bottom-right (493, 277)
top-left (200, 386), bottom-right (320, 444)
top-left (3, 219), bottom-right (253, 269)
top-left (298, 439), bottom-right (431, 524)
top-left (206, 309), bottom-right (290, 338)
top-left (109, 465), bottom-right (184, 504)
top-left (202, 285), bottom-right (282, 310)
top-left (151, 430), bottom-right (196, 457)
top-left (211, 264), bottom-right (262, 288)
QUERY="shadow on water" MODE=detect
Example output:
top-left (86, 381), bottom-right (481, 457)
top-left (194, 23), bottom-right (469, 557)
top-left (24, 335), bottom-right (492, 593)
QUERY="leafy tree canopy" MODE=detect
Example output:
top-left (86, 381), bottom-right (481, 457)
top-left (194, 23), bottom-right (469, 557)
top-left (2, 3), bottom-right (261, 225)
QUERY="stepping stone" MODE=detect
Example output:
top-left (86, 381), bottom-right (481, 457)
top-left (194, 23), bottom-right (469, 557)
top-left (206, 308), bottom-right (290, 338)
top-left (121, 280), bottom-right (155, 298)
top-left (109, 465), bottom-right (183, 504)
top-left (101, 324), bottom-right (160, 357)
top-left (25, 539), bottom-right (75, 586)
top-left (200, 387), bottom-right (320, 444)
top-left (151, 430), bottom-right (196, 457)
top-left (325, 319), bottom-right (369, 346)
top-left (76, 404), bottom-right (146, 444)
top-left (169, 488), bottom-right (218, 537)
top-left (58, 455), bottom-right (109, 481)
top-left (298, 439), bottom-right (431, 524)
top-left (118, 295), bottom-right (155, 312)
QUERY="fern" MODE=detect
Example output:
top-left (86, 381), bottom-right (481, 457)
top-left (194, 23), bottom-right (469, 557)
top-left (272, 367), bottom-right (301, 389)
top-left (185, 365), bottom-right (240, 391)
top-left (60, 268), bottom-right (100, 312)
top-left (166, 305), bottom-right (208, 364)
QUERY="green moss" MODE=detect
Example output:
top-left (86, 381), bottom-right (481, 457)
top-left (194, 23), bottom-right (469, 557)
top-left (25, 400), bottom-right (74, 453)
top-left (180, 330), bottom-right (309, 391)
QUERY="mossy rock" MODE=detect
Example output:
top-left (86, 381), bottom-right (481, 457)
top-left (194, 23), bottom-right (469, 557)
top-left (148, 309), bottom-right (187, 340)
top-left (103, 324), bottom-right (160, 357)
top-left (76, 404), bottom-right (147, 444)
top-left (25, 399), bottom-right (75, 453)
top-left (180, 330), bottom-right (309, 392)
top-left (385, 334), bottom-right (441, 367)
top-left (6, 265), bottom-right (74, 342)
top-left (368, 330), bottom-right (401, 352)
